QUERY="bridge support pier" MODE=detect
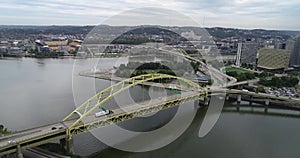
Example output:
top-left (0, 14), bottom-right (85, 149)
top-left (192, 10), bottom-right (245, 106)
top-left (60, 138), bottom-right (66, 149)
top-left (265, 99), bottom-right (270, 106)
top-left (236, 103), bottom-right (240, 111)
top-left (60, 137), bottom-right (74, 156)
top-left (204, 97), bottom-right (210, 106)
top-left (237, 94), bottom-right (241, 104)
top-left (264, 106), bottom-right (268, 113)
top-left (66, 137), bottom-right (74, 156)
top-left (17, 144), bottom-right (23, 158)
top-left (249, 96), bottom-right (253, 106)
top-left (197, 96), bottom-right (210, 107)
top-left (264, 99), bottom-right (269, 113)
top-left (236, 95), bottom-right (241, 111)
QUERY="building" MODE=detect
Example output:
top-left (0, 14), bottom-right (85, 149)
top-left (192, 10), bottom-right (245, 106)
top-left (274, 40), bottom-right (286, 49)
top-left (0, 46), bottom-right (7, 53)
top-left (257, 48), bottom-right (291, 73)
top-left (289, 37), bottom-right (300, 67)
top-left (35, 40), bottom-right (49, 53)
top-left (235, 42), bottom-right (258, 66)
top-left (44, 40), bottom-right (68, 53)
top-left (273, 39), bottom-right (296, 50)
top-left (0, 41), bottom-right (9, 47)
top-left (68, 40), bottom-right (82, 52)
top-left (285, 39), bottom-right (295, 50)
top-left (7, 47), bottom-right (23, 54)
top-left (35, 39), bottom-right (82, 53)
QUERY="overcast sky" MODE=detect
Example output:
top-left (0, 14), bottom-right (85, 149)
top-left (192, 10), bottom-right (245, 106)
top-left (1, 0), bottom-right (299, 30)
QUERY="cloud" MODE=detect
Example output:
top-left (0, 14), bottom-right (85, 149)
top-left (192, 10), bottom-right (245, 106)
top-left (0, 0), bottom-right (299, 30)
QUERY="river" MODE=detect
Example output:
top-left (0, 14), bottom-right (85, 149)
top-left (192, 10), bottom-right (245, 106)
top-left (1, 57), bottom-right (300, 158)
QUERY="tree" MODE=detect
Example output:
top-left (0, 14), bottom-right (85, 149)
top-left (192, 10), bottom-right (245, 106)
top-left (207, 79), bottom-right (214, 85)
top-left (227, 60), bottom-right (233, 66)
top-left (190, 62), bottom-right (200, 73)
top-left (258, 76), bottom-right (299, 87)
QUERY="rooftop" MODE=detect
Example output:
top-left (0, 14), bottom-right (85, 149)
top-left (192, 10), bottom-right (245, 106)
top-left (257, 48), bottom-right (291, 70)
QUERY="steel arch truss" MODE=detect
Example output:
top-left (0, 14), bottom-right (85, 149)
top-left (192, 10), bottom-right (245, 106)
top-left (63, 73), bottom-right (206, 136)
top-left (69, 92), bottom-right (201, 136)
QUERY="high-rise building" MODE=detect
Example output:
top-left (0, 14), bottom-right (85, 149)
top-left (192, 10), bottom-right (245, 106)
top-left (285, 39), bottom-right (295, 50)
top-left (289, 37), bottom-right (300, 67)
top-left (235, 42), bottom-right (258, 66)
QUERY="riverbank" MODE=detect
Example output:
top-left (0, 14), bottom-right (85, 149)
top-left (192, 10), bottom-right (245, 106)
top-left (0, 53), bottom-right (125, 59)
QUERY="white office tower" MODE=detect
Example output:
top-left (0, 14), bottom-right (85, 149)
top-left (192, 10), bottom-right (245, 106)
top-left (235, 42), bottom-right (258, 67)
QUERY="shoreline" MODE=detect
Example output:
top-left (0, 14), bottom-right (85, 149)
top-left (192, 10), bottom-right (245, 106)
top-left (79, 71), bottom-right (190, 91)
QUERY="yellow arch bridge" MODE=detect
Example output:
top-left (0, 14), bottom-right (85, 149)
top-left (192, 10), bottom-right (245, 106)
top-left (0, 73), bottom-right (207, 156)
top-left (64, 73), bottom-right (206, 137)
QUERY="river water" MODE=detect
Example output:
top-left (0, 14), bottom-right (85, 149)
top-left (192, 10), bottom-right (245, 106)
top-left (1, 57), bottom-right (300, 158)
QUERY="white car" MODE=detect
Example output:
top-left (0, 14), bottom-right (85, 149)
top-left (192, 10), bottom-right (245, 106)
top-left (8, 140), bottom-right (16, 144)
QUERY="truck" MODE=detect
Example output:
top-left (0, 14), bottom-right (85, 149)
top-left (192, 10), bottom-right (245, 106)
top-left (95, 108), bottom-right (112, 117)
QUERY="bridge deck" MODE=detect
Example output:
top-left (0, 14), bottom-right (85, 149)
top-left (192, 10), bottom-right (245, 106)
top-left (63, 91), bottom-right (198, 127)
top-left (0, 122), bottom-right (65, 148)
top-left (0, 91), bottom-right (198, 152)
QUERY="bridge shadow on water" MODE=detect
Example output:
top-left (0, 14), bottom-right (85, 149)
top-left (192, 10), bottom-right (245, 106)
top-left (88, 100), bottom-right (300, 158)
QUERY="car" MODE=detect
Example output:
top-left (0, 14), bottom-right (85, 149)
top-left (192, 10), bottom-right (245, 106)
top-left (7, 140), bottom-right (16, 144)
top-left (51, 127), bottom-right (57, 130)
top-left (58, 126), bottom-right (64, 129)
top-left (242, 89), bottom-right (249, 92)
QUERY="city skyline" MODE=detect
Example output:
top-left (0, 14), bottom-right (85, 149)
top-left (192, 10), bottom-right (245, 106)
top-left (1, 0), bottom-right (300, 31)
